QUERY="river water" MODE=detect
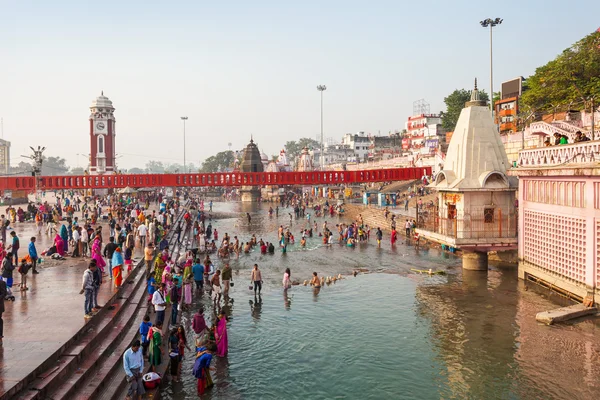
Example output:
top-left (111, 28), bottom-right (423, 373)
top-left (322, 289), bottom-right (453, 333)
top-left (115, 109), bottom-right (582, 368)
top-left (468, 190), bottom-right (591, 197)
top-left (162, 202), bottom-right (600, 400)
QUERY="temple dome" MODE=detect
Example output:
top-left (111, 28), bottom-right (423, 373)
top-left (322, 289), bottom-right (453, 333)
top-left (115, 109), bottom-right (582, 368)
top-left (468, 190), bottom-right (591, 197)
top-left (90, 91), bottom-right (114, 110)
top-left (240, 138), bottom-right (264, 173)
top-left (432, 79), bottom-right (515, 191)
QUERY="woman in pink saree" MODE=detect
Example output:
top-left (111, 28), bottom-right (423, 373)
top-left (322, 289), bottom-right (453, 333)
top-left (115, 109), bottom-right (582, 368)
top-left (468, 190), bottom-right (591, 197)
top-left (91, 237), bottom-right (106, 273)
top-left (54, 234), bottom-right (65, 256)
top-left (215, 310), bottom-right (228, 357)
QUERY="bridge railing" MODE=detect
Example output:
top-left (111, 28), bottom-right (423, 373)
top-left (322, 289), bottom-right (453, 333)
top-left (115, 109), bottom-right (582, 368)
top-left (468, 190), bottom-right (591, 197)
top-left (0, 167), bottom-right (431, 191)
top-left (517, 140), bottom-right (600, 168)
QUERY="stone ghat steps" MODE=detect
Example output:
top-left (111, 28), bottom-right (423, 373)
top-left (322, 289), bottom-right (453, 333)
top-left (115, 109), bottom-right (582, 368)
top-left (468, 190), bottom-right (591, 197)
top-left (15, 264), bottom-right (148, 400)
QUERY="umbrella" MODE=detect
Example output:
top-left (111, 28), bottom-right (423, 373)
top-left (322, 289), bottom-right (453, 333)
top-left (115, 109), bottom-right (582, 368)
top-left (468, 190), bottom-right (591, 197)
top-left (137, 187), bottom-right (154, 192)
top-left (118, 186), bottom-right (137, 194)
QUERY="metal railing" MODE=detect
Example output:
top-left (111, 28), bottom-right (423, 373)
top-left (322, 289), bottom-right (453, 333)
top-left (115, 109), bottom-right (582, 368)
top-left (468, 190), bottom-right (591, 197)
top-left (417, 207), bottom-right (517, 240)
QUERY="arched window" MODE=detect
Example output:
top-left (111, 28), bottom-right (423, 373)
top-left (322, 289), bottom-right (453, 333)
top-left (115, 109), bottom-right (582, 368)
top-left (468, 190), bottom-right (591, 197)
top-left (98, 136), bottom-right (104, 153)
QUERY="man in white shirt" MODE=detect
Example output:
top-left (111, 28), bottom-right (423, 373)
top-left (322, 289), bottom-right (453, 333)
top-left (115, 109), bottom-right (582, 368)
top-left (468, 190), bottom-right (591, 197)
top-left (72, 227), bottom-right (81, 258)
top-left (137, 224), bottom-right (148, 248)
top-left (151, 283), bottom-right (166, 326)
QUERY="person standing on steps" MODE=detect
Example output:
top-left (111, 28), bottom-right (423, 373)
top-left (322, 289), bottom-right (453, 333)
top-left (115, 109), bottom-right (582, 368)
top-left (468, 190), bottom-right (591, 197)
top-left (123, 339), bottom-right (145, 400)
top-left (152, 282), bottom-right (167, 326)
top-left (7, 231), bottom-right (19, 267)
top-left (28, 237), bottom-right (39, 274)
top-left (80, 261), bottom-right (97, 319)
top-left (103, 236), bottom-right (118, 280)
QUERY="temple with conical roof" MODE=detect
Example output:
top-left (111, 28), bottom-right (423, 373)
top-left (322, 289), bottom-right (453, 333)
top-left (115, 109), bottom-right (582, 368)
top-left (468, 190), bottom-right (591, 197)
top-left (417, 79), bottom-right (518, 270)
top-left (239, 138), bottom-right (264, 202)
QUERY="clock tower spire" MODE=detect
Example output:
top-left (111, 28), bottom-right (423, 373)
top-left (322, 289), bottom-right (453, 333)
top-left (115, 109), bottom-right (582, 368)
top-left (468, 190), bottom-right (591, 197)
top-left (89, 92), bottom-right (116, 175)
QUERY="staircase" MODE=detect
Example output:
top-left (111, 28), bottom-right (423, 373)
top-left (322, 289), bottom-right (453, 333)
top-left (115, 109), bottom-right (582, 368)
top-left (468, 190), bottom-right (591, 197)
top-left (529, 120), bottom-right (590, 142)
top-left (9, 204), bottom-right (190, 400)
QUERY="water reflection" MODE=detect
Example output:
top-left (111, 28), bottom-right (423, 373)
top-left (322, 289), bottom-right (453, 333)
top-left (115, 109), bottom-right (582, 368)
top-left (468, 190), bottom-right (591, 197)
top-left (162, 202), bottom-right (600, 400)
top-left (249, 295), bottom-right (262, 321)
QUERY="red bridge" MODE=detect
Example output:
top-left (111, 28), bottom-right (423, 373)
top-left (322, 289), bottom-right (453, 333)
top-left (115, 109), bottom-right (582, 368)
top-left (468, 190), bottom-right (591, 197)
top-left (0, 167), bottom-right (430, 191)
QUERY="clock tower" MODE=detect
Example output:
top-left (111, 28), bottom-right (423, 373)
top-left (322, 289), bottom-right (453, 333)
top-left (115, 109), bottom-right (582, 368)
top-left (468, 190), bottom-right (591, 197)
top-left (89, 92), bottom-right (116, 175)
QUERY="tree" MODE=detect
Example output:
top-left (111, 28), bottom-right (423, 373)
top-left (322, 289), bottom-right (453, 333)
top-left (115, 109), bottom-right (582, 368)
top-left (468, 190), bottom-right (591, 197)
top-left (9, 161), bottom-right (32, 176)
top-left (41, 156), bottom-right (69, 176)
top-left (69, 167), bottom-right (85, 175)
top-left (200, 151), bottom-right (235, 172)
top-left (441, 89), bottom-right (490, 132)
top-left (127, 167), bottom-right (146, 174)
top-left (284, 138), bottom-right (320, 163)
top-left (145, 160), bottom-right (165, 174)
top-left (520, 31), bottom-right (600, 113)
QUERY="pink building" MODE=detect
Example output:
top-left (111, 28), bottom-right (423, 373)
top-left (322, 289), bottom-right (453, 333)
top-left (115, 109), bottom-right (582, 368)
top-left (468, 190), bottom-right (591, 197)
top-left (512, 141), bottom-right (600, 303)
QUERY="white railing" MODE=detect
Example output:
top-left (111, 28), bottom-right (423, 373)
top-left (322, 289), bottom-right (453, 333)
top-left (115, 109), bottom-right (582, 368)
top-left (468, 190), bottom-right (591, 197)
top-left (517, 140), bottom-right (600, 167)
top-left (551, 120), bottom-right (584, 133)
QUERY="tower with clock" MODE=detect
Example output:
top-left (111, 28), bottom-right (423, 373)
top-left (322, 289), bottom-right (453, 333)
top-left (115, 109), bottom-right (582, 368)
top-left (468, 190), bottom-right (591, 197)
top-left (89, 91), bottom-right (116, 175)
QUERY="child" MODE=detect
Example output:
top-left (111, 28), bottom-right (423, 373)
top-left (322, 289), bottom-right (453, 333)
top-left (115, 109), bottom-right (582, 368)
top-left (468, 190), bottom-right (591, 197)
top-left (139, 314), bottom-right (153, 357)
top-left (18, 258), bottom-right (31, 291)
top-left (124, 245), bottom-right (133, 272)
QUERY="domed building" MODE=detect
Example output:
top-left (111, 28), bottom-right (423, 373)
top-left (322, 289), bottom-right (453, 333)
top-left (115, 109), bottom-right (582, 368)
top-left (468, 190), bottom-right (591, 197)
top-left (296, 146), bottom-right (314, 172)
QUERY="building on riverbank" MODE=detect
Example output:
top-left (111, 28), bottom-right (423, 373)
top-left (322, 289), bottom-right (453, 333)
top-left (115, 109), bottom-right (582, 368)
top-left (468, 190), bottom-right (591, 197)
top-left (511, 140), bottom-right (600, 304)
top-left (418, 80), bottom-right (518, 270)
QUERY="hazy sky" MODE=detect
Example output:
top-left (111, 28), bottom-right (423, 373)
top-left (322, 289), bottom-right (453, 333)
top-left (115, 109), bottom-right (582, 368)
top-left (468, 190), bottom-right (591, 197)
top-left (1, 0), bottom-right (598, 170)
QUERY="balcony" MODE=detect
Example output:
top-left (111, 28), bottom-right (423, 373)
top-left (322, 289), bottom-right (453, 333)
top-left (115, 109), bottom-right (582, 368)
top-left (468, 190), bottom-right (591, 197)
top-left (517, 140), bottom-right (600, 168)
top-left (498, 108), bottom-right (516, 117)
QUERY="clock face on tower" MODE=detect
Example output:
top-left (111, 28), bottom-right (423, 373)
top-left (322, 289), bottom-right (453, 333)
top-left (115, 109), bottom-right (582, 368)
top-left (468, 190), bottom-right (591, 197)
top-left (96, 122), bottom-right (106, 132)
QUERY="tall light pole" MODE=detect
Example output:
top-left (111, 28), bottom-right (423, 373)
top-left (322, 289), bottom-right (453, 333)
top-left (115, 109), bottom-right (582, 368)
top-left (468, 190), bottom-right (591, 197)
top-left (480, 18), bottom-right (502, 119)
top-left (180, 116), bottom-right (188, 173)
top-left (317, 85), bottom-right (327, 170)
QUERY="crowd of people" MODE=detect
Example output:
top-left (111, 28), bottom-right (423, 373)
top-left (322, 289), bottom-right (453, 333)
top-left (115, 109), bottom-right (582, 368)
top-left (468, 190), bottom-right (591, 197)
top-left (544, 130), bottom-right (590, 146)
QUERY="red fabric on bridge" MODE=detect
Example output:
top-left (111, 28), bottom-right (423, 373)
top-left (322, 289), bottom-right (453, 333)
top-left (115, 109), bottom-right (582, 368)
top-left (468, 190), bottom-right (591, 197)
top-left (0, 167), bottom-right (431, 191)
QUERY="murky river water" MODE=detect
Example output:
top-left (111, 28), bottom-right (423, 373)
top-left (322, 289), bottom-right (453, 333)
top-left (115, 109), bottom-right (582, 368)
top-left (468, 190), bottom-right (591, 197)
top-left (162, 202), bottom-right (600, 400)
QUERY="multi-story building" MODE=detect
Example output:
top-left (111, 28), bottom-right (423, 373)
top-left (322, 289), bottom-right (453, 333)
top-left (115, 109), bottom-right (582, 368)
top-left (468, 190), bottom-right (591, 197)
top-left (341, 132), bottom-right (370, 162)
top-left (368, 135), bottom-right (402, 161)
top-left (405, 114), bottom-right (443, 150)
top-left (512, 140), bottom-right (600, 304)
top-left (0, 139), bottom-right (10, 175)
top-left (494, 77), bottom-right (524, 135)
top-left (495, 97), bottom-right (518, 134)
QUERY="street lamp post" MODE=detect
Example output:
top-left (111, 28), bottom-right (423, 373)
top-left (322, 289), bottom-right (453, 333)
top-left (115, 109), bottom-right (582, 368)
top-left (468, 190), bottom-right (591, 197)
top-left (317, 85), bottom-right (327, 170)
top-left (181, 116), bottom-right (188, 173)
top-left (480, 18), bottom-right (503, 119)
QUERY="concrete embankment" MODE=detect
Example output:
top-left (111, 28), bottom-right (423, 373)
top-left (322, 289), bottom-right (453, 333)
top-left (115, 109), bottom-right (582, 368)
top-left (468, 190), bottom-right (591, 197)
top-left (536, 304), bottom-right (598, 325)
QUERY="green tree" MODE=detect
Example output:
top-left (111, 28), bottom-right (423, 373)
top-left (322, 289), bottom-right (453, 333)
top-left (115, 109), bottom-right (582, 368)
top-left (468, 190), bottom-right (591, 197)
top-left (285, 138), bottom-right (320, 163)
top-left (9, 161), bottom-right (32, 176)
top-left (127, 167), bottom-right (146, 174)
top-left (441, 89), bottom-right (490, 132)
top-left (520, 31), bottom-right (600, 113)
top-left (145, 160), bottom-right (165, 174)
top-left (42, 156), bottom-right (69, 176)
top-left (200, 151), bottom-right (235, 172)
top-left (69, 167), bottom-right (85, 175)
